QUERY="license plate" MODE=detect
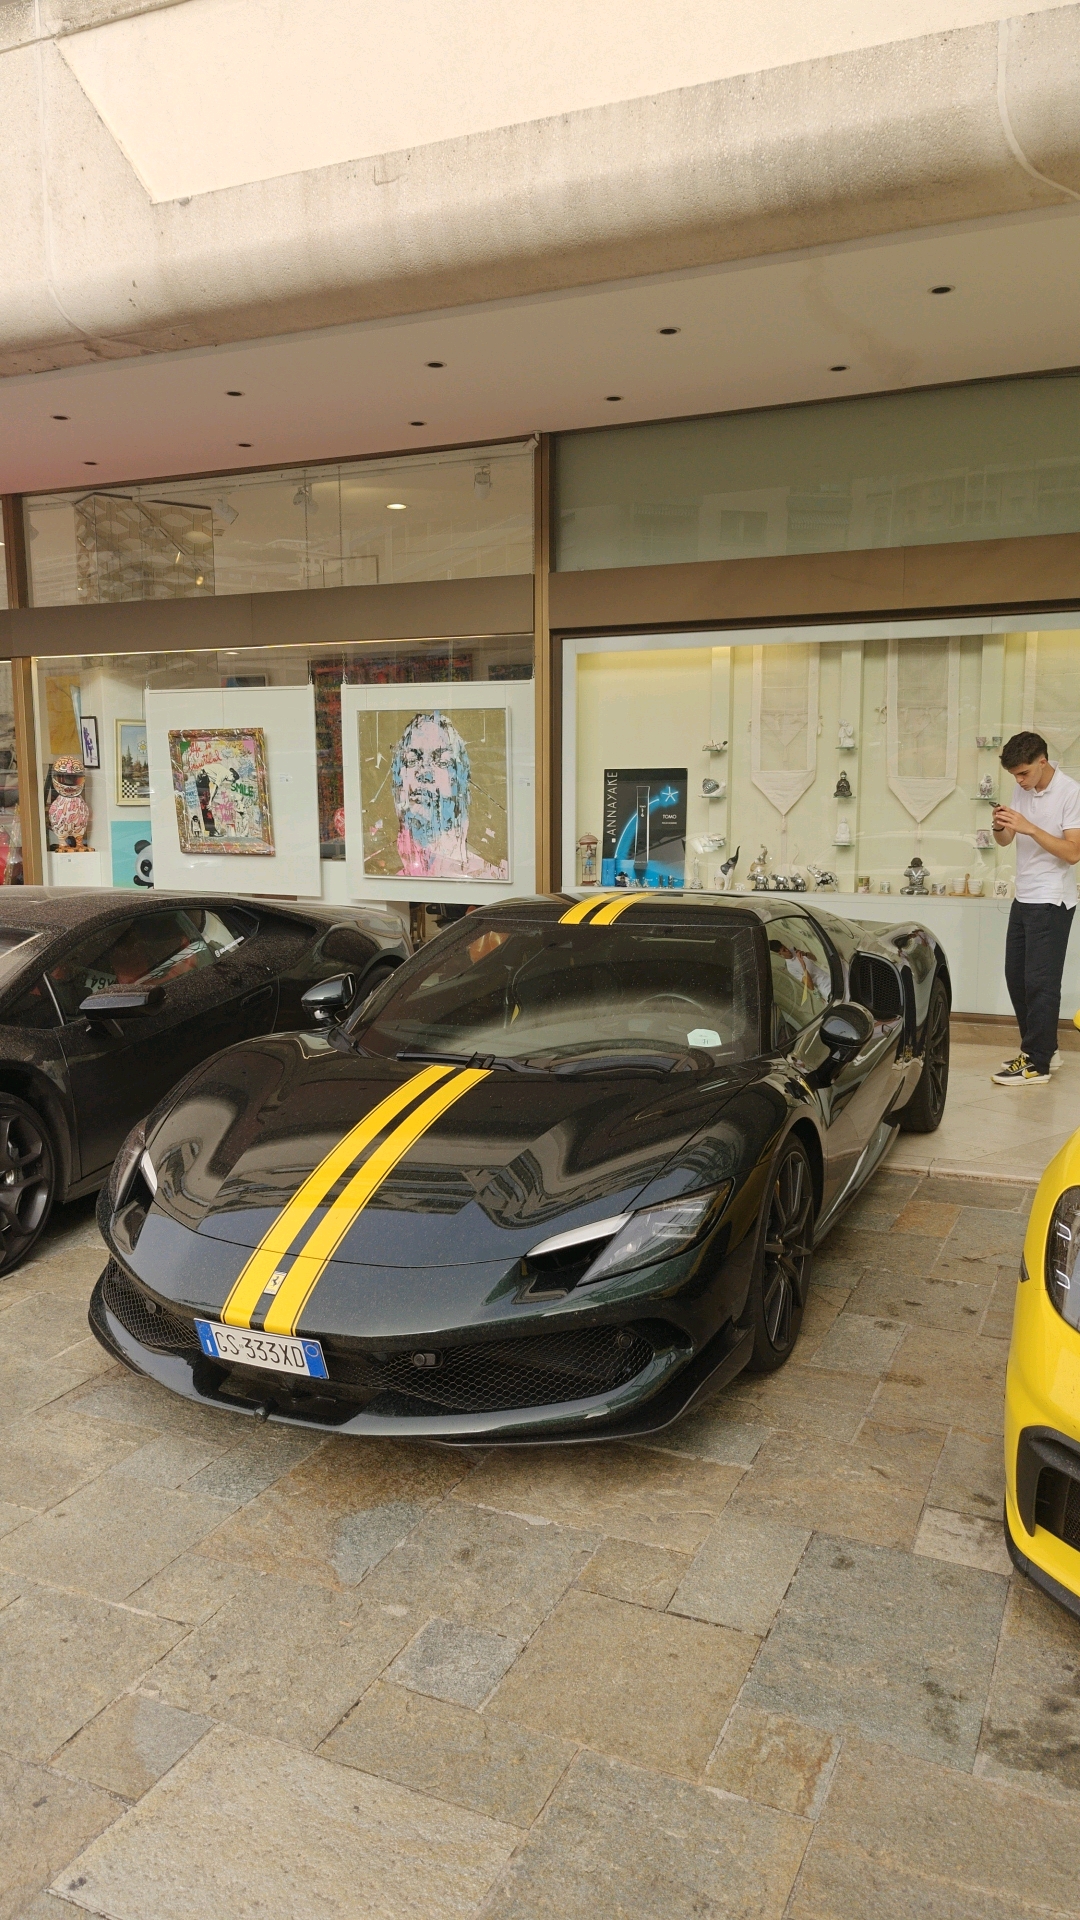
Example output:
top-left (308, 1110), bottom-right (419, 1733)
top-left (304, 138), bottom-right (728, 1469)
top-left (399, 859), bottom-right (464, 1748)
top-left (194, 1320), bottom-right (328, 1379)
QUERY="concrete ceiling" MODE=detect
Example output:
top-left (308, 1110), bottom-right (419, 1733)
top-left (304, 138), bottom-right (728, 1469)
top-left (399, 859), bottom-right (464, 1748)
top-left (3, 203), bottom-right (1079, 496)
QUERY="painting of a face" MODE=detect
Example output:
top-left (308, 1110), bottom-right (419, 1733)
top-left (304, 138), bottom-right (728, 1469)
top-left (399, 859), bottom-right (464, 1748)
top-left (358, 706), bottom-right (509, 880)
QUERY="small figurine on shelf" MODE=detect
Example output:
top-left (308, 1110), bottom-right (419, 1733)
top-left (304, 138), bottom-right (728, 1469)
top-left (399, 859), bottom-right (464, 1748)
top-left (702, 739), bottom-right (727, 754)
top-left (834, 819), bottom-right (852, 845)
top-left (46, 757), bottom-right (91, 853)
top-left (856, 874), bottom-right (871, 894)
top-left (806, 862), bottom-right (838, 891)
top-left (902, 855), bottom-right (929, 895)
top-left (701, 777), bottom-right (726, 798)
top-left (978, 773), bottom-right (995, 800)
top-left (838, 721), bottom-right (856, 751)
top-left (716, 845), bottom-right (740, 890)
top-left (576, 833), bottom-right (598, 887)
top-left (789, 870), bottom-right (808, 892)
top-left (975, 827), bottom-right (993, 849)
top-left (834, 770), bottom-right (853, 799)
top-left (748, 846), bottom-right (771, 890)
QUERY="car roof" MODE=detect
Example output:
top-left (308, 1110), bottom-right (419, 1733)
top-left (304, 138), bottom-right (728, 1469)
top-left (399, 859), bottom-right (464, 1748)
top-left (474, 892), bottom-right (813, 927)
top-left (0, 888), bottom-right (394, 941)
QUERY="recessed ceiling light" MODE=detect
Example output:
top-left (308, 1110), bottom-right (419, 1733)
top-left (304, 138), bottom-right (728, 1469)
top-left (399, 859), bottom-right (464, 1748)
top-left (84, 460), bottom-right (97, 466)
top-left (410, 420), bottom-right (426, 426)
top-left (226, 389), bottom-right (244, 396)
top-left (426, 360), bottom-right (444, 368)
top-left (830, 364), bottom-right (848, 372)
top-left (52, 413), bottom-right (69, 420)
top-left (237, 442), bottom-right (252, 448)
top-left (387, 501), bottom-right (407, 511)
top-left (930, 284), bottom-right (954, 295)
top-left (657, 327), bottom-right (680, 336)
top-left (606, 395), bottom-right (623, 402)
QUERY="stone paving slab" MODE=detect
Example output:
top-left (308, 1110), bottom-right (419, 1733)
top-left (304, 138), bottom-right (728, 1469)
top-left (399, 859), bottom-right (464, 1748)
top-left (2, 1154), bottom-right (1077, 1916)
top-left (51, 1725), bottom-right (518, 1920)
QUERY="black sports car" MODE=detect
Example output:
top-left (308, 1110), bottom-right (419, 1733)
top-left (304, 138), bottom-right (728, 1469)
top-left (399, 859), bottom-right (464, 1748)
top-left (90, 891), bottom-right (951, 1443)
top-left (0, 889), bottom-right (409, 1271)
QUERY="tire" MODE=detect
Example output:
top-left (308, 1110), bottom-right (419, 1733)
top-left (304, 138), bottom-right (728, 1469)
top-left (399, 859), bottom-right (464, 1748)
top-left (0, 1093), bottom-right (56, 1275)
top-left (898, 977), bottom-right (950, 1134)
top-left (744, 1137), bottom-right (815, 1374)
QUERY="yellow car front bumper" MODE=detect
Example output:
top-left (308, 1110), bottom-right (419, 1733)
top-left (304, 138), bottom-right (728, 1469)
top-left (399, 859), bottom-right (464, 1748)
top-left (1004, 1132), bottom-right (1080, 1620)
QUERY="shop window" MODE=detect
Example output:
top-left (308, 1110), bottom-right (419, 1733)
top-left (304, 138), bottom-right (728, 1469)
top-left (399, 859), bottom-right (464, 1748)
top-left (25, 442), bottom-right (534, 608)
top-left (554, 373), bottom-right (1080, 571)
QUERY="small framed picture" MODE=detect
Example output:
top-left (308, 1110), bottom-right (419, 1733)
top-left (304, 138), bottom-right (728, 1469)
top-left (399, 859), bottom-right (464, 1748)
top-left (116, 719), bottom-right (150, 806)
top-left (79, 716), bottom-right (100, 769)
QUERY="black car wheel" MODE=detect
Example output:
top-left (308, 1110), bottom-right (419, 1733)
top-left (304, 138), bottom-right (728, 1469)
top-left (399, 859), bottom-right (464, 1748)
top-left (0, 1094), bottom-right (56, 1274)
top-left (745, 1137), bottom-right (814, 1373)
top-left (898, 977), bottom-right (950, 1134)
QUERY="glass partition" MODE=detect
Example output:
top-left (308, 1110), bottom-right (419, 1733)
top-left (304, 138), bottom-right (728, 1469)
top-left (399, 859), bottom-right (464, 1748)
top-left (33, 632), bottom-right (533, 906)
top-left (554, 375), bottom-right (1080, 571)
top-left (25, 441), bottom-right (535, 607)
top-left (0, 664), bottom-right (21, 885)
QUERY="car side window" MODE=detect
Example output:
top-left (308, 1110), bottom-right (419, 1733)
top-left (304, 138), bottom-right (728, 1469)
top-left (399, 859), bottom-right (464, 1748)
top-left (48, 911), bottom-right (221, 1020)
top-left (3, 975), bottom-right (62, 1029)
top-left (768, 915), bottom-right (835, 1048)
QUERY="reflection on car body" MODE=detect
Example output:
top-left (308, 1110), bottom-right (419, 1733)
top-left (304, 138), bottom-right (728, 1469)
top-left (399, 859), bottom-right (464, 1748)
top-left (89, 890), bottom-right (952, 1445)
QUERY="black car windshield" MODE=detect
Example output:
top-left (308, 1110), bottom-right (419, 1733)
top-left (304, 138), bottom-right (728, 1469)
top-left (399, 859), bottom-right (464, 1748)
top-left (354, 916), bottom-right (762, 1068)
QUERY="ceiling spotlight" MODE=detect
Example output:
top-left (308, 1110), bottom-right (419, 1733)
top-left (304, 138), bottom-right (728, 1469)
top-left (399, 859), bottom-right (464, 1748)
top-left (213, 495), bottom-right (239, 526)
top-left (84, 460), bottom-right (97, 466)
top-left (237, 441), bottom-right (252, 448)
top-left (426, 361), bottom-right (444, 368)
top-left (830, 364), bottom-right (849, 372)
top-left (605, 395), bottom-right (623, 402)
top-left (52, 413), bottom-right (69, 421)
top-left (930, 285), bottom-right (954, 295)
top-left (226, 389), bottom-right (244, 396)
top-left (657, 327), bottom-right (680, 336)
top-left (410, 420), bottom-right (426, 426)
top-left (387, 501), bottom-right (407, 511)
top-left (473, 464), bottom-right (492, 499)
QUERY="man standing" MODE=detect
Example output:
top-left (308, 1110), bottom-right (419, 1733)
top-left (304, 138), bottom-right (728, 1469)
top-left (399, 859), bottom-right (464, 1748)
top-left (991, 732), bottom-right (1080, 1085)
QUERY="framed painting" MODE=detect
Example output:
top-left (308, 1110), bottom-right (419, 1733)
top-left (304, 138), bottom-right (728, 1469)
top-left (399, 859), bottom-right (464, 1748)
top-left (168, 726), bottom-right (274, 855)
top-left (357, 706), bottom-right (509, 880)
top-left (80, 715), bottom-right (100, 769)
top-left (115, 720), bottom-right (150, 806)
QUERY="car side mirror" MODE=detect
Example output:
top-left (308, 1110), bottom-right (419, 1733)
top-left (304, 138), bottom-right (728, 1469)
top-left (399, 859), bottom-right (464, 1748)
top-left (80, 987), bottom-right (165, 1036)
top-left (819, 1002), bottom-right (876, 1062)
top-left (301, 972), bottom-right (356, 1026)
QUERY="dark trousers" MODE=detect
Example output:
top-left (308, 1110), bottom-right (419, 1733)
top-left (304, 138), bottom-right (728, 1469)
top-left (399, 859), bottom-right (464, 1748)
top-left (1004, 900), bottom-right (1075, 1072)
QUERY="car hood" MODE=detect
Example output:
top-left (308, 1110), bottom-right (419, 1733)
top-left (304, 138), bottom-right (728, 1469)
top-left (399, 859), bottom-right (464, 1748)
top-left (141, 1032), bottom-right (750, 1272)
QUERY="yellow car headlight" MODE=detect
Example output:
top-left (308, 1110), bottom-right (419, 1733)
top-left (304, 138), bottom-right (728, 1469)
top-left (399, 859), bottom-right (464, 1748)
top-left (1045, 1185), bottom-right (1080, 1331)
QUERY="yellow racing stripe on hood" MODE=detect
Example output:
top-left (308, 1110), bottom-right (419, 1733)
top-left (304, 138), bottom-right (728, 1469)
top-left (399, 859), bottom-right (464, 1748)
top-left (220, 1062), bottom-right (455, 1328)
top-left (558, 895), bottom-right (610, 923)
top-left (587, 893), bottom-right (649, 925)
top-left (262, 1066), bottom-right (491, 1337)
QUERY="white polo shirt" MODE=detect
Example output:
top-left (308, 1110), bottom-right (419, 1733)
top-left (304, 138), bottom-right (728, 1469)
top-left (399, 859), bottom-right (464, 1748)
top-left (1011, 765), bottom-right (1080, 906)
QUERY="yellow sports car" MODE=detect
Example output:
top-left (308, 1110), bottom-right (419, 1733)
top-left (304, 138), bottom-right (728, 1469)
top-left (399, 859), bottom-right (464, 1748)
top-left (1004, 1131), bottom-right (1080, 1620)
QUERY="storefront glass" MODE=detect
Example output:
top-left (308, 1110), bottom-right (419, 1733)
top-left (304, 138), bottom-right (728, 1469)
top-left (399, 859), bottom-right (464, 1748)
top-left (554, 374), bottom-right (1080, 571)
top-left (563, 618), bottom-right (1080, 1015)
top-left (0, 665), bottom-right (22, 885)
top-left (34, 633), bottom-right (534, 909)
top-left (25, 440), bottom-right (535, 607)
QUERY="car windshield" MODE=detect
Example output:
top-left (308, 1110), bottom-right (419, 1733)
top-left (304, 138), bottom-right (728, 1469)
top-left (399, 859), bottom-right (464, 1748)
top-left (354, 915), bottom-right (761, 1068)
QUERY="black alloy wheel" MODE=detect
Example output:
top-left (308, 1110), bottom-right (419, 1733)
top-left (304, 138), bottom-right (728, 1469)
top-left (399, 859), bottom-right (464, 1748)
top-left (898, 976), bottom-right (950, 1133)
top-left (0, 1094), bottom-right (56, 1274)
top-left (746, 1138), bottom-right (814, 1372)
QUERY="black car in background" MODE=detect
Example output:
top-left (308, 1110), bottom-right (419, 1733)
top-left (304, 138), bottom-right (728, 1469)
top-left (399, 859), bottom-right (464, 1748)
top-left (89, 891), bottom-right (951, 1444)
top-left (0, 889), bottom-right (409, 1271)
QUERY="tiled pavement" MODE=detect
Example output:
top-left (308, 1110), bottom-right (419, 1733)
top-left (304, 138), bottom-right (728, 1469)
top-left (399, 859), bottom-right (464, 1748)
top-left (2, 1168), bottom-right (1080, 1919)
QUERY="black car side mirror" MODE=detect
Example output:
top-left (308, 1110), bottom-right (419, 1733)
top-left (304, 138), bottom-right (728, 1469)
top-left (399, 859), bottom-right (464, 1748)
top-left (80, 987), bottom-right (165, 1036)
top-left (819, 1002), bottom-right (876, 1062)
top-left (301, 972), bottom-right (356, 1026)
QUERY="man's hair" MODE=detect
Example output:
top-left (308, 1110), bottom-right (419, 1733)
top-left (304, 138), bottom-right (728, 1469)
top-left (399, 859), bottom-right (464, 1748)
top-left (1001, 731), bottom-right (1048, 770)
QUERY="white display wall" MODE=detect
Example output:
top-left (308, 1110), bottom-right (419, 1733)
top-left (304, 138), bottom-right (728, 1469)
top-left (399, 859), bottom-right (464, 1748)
top-left (145, 684), bottom-right (321, 897)
top-left (563, 618), bottom-right (1080, 1016)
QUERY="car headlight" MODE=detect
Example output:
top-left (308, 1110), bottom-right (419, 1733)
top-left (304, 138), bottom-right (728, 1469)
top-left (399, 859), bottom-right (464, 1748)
top-left (1045, 1186), bottom-right (1080, 1331)
top-left (580, 1183), bottom-right (732, 1285)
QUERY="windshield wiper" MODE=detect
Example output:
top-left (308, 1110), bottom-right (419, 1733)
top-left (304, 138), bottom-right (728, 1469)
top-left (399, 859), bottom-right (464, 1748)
top-left (395, 1048), bottom-right (549, 1075)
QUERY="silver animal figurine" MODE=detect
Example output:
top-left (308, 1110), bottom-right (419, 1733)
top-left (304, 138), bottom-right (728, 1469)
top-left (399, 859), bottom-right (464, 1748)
top-left (748, 846), bottom-right (770, 890)
top-left (902, 855), bottom-right (929, 895)
top-left (806, 862), bottom-right (838, 891)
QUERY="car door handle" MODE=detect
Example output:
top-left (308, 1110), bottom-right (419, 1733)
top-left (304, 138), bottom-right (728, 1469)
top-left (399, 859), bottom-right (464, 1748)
top-left (240, 984), bottom-right (275, 1010)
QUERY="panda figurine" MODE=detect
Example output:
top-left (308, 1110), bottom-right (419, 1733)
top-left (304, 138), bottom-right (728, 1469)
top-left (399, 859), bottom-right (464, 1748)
top-left (132, 838), bottom-right (154, 888)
